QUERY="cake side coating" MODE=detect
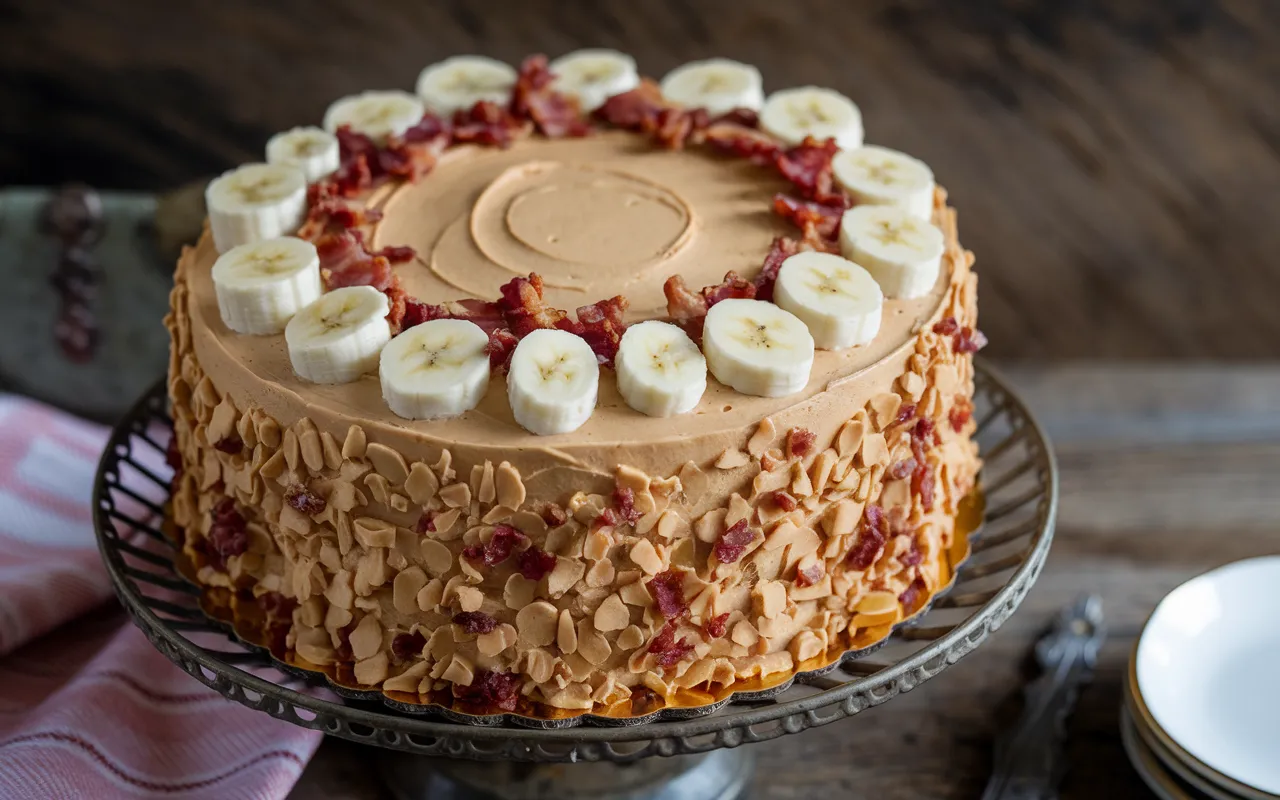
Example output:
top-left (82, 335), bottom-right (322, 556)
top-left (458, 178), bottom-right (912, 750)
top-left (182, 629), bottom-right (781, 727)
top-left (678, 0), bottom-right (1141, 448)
top-left (164, 188), bottom-right (980, 715)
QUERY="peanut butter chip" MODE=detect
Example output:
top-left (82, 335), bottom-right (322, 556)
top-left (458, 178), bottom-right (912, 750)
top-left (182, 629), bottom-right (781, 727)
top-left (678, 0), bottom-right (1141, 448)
top-left (629, 539), bottom-right (663, 575)
top-left (495, 461), bottom-right (526, 510)
top-left (366, 443), bottom-right (409, 485)
top-left (341, 425), bottom-right (367, 460)
top-left (557, 609), bottom-right (578, 654)
top-left (420, 539), bottom-right (452, 577)
top-left (393, 566), bottom-right (428, 615)
top-left (516, 601), bottom-right (558, 647)
top-left (594, 593), bottom-right (629, 631)
top-left (350, 613), bottom-right (383, 660)
top-left (617, 625), bottom-right (645, 651)
top-left (404, 462), bottom-right (439, 505)
top-left (748, 417), bottom-right (776, 457)
top-left (715, 448), bottom-right (750, 470)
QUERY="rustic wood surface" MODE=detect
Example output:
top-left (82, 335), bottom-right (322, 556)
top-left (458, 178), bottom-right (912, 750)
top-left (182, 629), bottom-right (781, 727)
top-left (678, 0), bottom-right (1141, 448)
top-left (3, 1), bottom-right (1279, 359)
top-left (278, 363), bottom-right (1280, 800)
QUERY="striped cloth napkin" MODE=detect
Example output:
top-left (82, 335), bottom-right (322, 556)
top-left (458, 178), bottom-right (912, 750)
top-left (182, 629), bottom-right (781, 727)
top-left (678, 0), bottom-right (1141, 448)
top-left (0, 395), bottom-right (322, 799)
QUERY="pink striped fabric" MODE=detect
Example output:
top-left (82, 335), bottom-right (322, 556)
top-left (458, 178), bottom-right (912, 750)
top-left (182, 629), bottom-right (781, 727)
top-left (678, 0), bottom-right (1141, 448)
top-left (0, 396), bottom-right (322, 799)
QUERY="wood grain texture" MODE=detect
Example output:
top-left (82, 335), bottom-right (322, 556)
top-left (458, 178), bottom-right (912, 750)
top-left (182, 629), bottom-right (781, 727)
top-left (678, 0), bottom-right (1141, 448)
top-left (282, 364), bottom-right (1280, 799)
top-left (1, 1), bottom-right (1279, 359)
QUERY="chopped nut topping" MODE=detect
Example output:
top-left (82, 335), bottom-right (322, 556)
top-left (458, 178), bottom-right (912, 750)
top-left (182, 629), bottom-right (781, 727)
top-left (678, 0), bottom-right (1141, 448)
top-left (417, 578), bottom-right (444, 612)
top-left (349, 613), bottom-right (383, 660)
top-left (454, 585), bottom-right (484, 612)
top-left (836, 419), bottom-right (865, 458)
top-left (341, 425), bottom-right (367, 460)
top-left (477, 623), bottom-right (517, 657)
top-left (393, 566), bottom-right (428, 615)
top-left (495, 461), bottom-right (526, 510)
top-left (354, 652), bottom-right (390, 686)
top-left (715, 448), bottom-right (750, 470)
top-left (593, 593), bottom-right (630, 631)
top-left (353, 517), bottom-right (396, 549)
top-left (695, 508), bottom-right (727, 543)
top-left (629, 539), bottom-right (663, 575)
top-left (404, 462), bottom-right (439, 505)
top-left (755, 581), bottom-right (787, 620)
top-left (439, 482), bottom-right (471, 509)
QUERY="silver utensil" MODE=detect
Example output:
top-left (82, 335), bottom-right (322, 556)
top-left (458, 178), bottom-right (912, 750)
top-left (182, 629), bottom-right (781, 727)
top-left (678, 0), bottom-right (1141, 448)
top-left (980, 594), bottom-right (1106, 800)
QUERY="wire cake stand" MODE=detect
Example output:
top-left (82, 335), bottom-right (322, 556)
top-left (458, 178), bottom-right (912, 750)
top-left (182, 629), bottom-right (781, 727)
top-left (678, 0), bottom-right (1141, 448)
top-left (93, 360), bottom-right (1057, 800)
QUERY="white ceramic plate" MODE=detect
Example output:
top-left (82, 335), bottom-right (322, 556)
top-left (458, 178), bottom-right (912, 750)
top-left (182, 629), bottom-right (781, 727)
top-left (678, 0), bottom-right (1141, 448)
top-left (1120, 707), bottom-right (1207, 800)
top-left (1136, 556), bottom-right (1280, 797)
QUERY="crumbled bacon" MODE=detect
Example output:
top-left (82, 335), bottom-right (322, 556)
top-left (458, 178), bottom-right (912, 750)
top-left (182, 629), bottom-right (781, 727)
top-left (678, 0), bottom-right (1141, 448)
top-left (453, 669), bottom-right (522, 711)
top-left (771, 490), bottom-right (798, 512)
top-left (593, 506), bottom-right (621, 530)
top-left (913, 417), bottom-right (940, 448)
top-left (913, 464), bottom-right (936, 513)
top-left (663, 275), bottom-right (708, 335)
top-left (703, 271), bottom-right (758, 307)
top-left (898, 576), bottom-right (928, 612)
top-left (955, 326), bottom-right (988, 354)
top-left (713, 108), bottom-right (761, 128)
top-left (647, 569), bottom-right (688, 618)
top-left (775, 136), bottom-right (847, 205)
top-left (213, 435), bottom-right (242, 454)
top-left (510, 55), bottom-right (591, 139)
top-left (497, 273), bottom-right (569, 337)
top-left (648, 619), bottom-right (695, 668)
top-left (464, 524), bottom-right (527, 568)
top-left (284, 485), bottom-right (326, 515)
top-left (932, 317), bottom-right (960, 336)
top-left (206, 498), bottom-right (248, 571)
top-left (613, 486), bottom-right (643, 525)
top-left (452, 611), bottom-right (499, 634)
top-left (299, 185), bottom-right (384, 239)
top-left (752, 237), bottom-right (802, 302)
top-left (713, 519), bottom-right (757, 564)
top-left (846, 505), bottom-right (887, 570)
top-left (894, 403), bottom-right (919, 427)
top-left (909, 419), bottom-right (938, 513)
top-left (517, 545), bottom-right (557, 581)
top-left (415, 512), bottom-right (436, 533)
top-left (773, 194), bottom-right (844, 248)
top-left (316, 231), bottom-right (395, 292)
top-left (796, 562), bottom-right (825, 587)
top-left (594, 79), bottom-right (667, 130)
top-left (451, 101), bottom-right (528, 148)
top-left (701, 122), bottom-right (781, 165)
top-left (786, 428), bottom-right (816, 459)
top-left (703, 612), bottom-right (730, 639)
top-left (391, 630), bottom-right (426, 663)
top-left (901, 539), bottom-right (924, 567)
top-left (372, 245), bottom-right (416, 264)
top-left (887, 458), bottom-right (917, 481)
top-left (485, 328), bottom-right (520, 370)
top-left (652, 106), bottom-right (707, 150)
top-left (540, 503), bottom-right (568, 528)
top-left (949, 396), bottom-right (974, 432)
top-left (572, 295), bottom-right (629, 366)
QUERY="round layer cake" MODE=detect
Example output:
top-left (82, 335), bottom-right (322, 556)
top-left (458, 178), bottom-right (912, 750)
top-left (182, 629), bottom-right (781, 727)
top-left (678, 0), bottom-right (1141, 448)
top-left (165, 52), bottom-right (983, 717)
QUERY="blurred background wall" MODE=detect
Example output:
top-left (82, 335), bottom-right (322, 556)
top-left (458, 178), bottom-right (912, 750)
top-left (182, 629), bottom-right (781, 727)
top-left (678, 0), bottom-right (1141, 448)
top-left (2, 0), bottom-right (1278, 361)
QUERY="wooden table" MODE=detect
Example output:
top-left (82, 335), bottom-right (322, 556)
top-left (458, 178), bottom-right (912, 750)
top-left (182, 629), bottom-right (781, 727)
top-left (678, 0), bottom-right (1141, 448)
top-left (3, 1), bottom-right (1279, 361)
top-left (281, 363), bottom-right (1280, 799)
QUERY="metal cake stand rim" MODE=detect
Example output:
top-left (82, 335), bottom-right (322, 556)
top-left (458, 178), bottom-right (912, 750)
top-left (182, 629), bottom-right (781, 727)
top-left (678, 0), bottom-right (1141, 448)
top-left (93, 357), bottom-right (1057, 757)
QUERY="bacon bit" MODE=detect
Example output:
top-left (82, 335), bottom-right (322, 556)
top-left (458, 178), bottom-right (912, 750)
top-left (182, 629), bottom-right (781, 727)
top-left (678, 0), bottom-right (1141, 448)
top-left (786, 428), bottom-right (816, 459)
top-left (415, 512), bottom-right (436, 533)
top-left (846, 504), bottom-right (887, 570)
top-left (663, 275), bottom-right (708, 333)
top-left (464, 524), bottom-right (527, 568)
top-left (453, 668), bottom-right (522, 711)
top-left (894, 403), bottom-right (919, 427)
top-left (206, 498), bottom-right (248, 571)
top-left (949, 396), bottom-right (974, 433)
top-left (701, 122), bottom-right (781, 165)
top-left (652, 106), bottom-right (708, 150)
top-left (391, 630), bottom-right (427, 663)
top-left (594, 79), bottom-right (667, 130)
top-left (703, 612), bottom-right (731, 639)
top-left (713, 519), bottom-right (757, 564)
top-left (771, 490), bottom-right (798, 512)
top-left (898, 576), bottom-right (928, 612)
top-left (901, 539), bottom-right (924, 567)
top-left (648, 619), bottom-right (695, 668)
top-left (887, 458), bottom-right (917, 481)
top-left (775, 136), bottom-right (847, 205)
top-left (299, 184), bottom-right (384, 239)
top-left (485, 328), bottom-right (520, 370)
top-left (773, 193), bottom-right (845, 248)
top-left (913, 417), bottom-right (940, 449)
top-left (932, 317), bottom-right (960, 336)
top-left (213, 435), bottom-right (242, 454)
top-left (316, 231), bottom-right (395, 292)
top-left (647, 569), bottom-right (689, 618)
top-left (955, 326), bottom-right (989, 354)
top-left (714, 108), bottom-right (761, 128)
top-left (752, 236), bottom-right (802, 303)
top-left (912, 465), bottom-right (936, 513)
top-left (401, 113), bottom-right (451, 145)
top-left (452, 611), bottom-right (499, 634)
top-left (284, 485), bottom-right (327, 515)
top-left (593, 506), bottom-right (621, 531)
top-left (510, 55), bottom-right (591, 138)
top-left (703, 271), bottom-right (758, 307)
top-left (517, 546), bottom-right (557, 581)
top-left (540, 503), bottom-right (568, 528)
top-left (372, 245), bottom-right (416, 264)
top-left (796, 562), bottom-right (825, 588)
top-left (572, 295), bottom-right (629, 367)
top-left (613, 486), bottom-right (643, 525)
top-left (451, 101), bottom-right (528, 148)
top-left (497, 273), bottom-right (569, 337)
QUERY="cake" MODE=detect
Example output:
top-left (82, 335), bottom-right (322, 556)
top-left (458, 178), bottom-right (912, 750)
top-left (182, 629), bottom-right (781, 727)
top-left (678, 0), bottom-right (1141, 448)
top-left (165, 52), bottom-right (984, 718)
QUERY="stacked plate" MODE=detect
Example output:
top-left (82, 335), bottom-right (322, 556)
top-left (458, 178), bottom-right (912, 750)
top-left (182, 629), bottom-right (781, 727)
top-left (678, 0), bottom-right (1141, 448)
top-left (1123, 557), bottom-right (1280, 800)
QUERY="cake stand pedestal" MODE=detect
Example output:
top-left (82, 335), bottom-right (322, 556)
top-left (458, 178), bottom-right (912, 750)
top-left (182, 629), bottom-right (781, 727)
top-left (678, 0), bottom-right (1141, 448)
top-left (93, 360), bottom-right (1056, 800)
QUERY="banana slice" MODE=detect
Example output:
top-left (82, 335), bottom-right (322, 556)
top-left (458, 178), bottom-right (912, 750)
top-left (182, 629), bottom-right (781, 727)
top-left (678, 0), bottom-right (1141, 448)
top-left (759, 86), bottom-right (863, 149)
top-left (832, 145), bottom-right (936, 220)
top-left (380, 319), bottom-right (491, 420)
top-left (702, 299), bottom-right (814, 398)
top-left (615, 320), bottom-right (707, 417)
top-left (773, 251), bottom-right (883, 350)
top-left (265, 126), bottom-right (340, 184)
top-left (211, 237), bottom-right (323, 335)
top-left (416, 55), bottom-right (517, 115)
top-left (839, 206), bottom-right (944, 300)
top-left (658, 58), bottom-right (764, 116)
top-left (285, 286), bottom-right (391, 384)
top-left (323, 90), bottom-right (426, 143)
top-left (205, 163), bottom-right (308, 254)
top-left (549, 48), bottom-right (640, 112)
top-left (507, 329), bottom-right (599, 435)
